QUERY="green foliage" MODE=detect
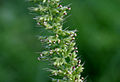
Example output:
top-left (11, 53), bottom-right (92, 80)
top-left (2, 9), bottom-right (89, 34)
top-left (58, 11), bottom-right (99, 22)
top-left (29, 0), bottom-right (84, 81)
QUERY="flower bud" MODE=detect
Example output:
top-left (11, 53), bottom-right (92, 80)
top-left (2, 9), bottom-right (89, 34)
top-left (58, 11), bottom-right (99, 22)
top-left (75, 50), bottom-right (78, 53)
top-left (40, 54), bottom-right (43, 56)
top-left (53, 41), bottom-right (56, 44)
top-left (68, 71), bottom-right (72, 74)
top-left (74, 58), bottom-right (77, 61)
top-left (78, 64), bottom-right (80, 67)
top-left (58, 5), bottom-right (62, 7)
top-left (58, 70), bottom-right (62, 73)
top-left (54, 72), bottom-right (57, 76)
top-left (74, 47), bottom-right (78, 49)
top-left (49, 40), bottom-right (52, 43)
top-left (68, 7), bottom-right (71, 10)
top-left (56, 34), bottom-right (59, 37)
top-left (74, 33), bottom-right (77, 36)
top-left (37, 22), bottom-right (40, 25)
top-left (81, 77), bottom-right (84, 80)
top-left (50, 50), bottom-right (53, 54)
top-left (72, 66), bottom-right (75, 70)
top-left (37, 57), bottom-right (41, 61)
top-left (64, 12), bottom-right (67, 15)
top-left (78, 60), bottom-right (81, 64)
top-left (49, 44), bottom-right (51, 46)
top-left (43, 22), bottom-right (47, 25)
top-left (40, 39), bottom-right (44, 42)
top-left (58, 40), bottom-right (60, 43)
top-left (72, 37), bottom-right (75, 40)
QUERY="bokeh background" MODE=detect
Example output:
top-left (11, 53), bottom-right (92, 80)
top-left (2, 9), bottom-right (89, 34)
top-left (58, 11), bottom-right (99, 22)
top-left (0, 0), bottom-right (120, 82)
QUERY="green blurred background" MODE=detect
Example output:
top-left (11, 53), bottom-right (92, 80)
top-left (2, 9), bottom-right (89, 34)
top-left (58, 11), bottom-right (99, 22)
top-left (0, 0), bottom-right (120, 82)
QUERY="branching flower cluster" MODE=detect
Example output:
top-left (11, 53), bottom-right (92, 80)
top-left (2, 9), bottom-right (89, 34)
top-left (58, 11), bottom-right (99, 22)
top-left (29, 0), bottom-right (84, 82)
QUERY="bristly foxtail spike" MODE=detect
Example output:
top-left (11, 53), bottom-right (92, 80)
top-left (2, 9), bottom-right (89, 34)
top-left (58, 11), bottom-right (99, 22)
top-left (28, 0), bottom-right (84, 81)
